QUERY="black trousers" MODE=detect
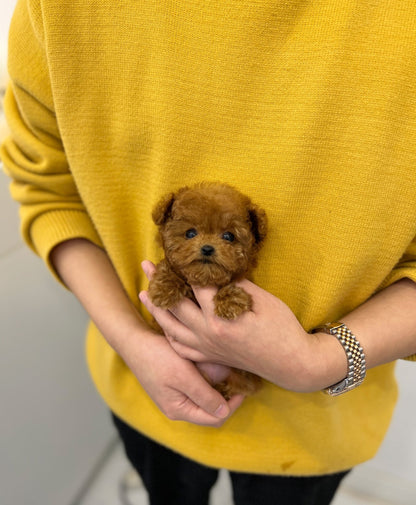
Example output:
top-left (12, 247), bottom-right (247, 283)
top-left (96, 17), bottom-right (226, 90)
top-left (112, 414), bottom-right (349, 505)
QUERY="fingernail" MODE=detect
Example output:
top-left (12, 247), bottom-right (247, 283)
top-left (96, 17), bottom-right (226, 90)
top-left (214, 404), bottom-right (229, 419)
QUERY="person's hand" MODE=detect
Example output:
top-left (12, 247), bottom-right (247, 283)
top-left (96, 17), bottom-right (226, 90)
top-left (139, 260), bottom-right (347, 393)
top-left (50, 240), bottom-right (243, 427)
top-left (122, 327), bottom-right (244, 426)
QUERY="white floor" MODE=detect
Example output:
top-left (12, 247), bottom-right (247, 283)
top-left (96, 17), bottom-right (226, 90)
top-left (76, 442), bottom-right (393, 505)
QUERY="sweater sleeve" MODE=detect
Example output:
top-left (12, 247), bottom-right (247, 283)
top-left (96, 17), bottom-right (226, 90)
top-left (0, 0), bottom-right (103, 281)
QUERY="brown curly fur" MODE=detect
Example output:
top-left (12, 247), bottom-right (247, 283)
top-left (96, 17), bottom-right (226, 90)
top-left (148, 182), bottom-right (267, 398)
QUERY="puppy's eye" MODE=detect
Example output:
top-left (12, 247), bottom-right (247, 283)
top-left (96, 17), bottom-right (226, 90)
top-left (222, 231), bottom-right (235, 242)
top-left (185, 228), bottom-right (198, 239)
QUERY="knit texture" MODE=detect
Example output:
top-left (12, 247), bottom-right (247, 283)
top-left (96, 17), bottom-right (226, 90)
top-left (2, 0), bottom-right (416, 474)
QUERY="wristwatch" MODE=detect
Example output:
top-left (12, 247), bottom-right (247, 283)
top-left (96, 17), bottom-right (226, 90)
top-left (312, 322), bottom-right (366, 396)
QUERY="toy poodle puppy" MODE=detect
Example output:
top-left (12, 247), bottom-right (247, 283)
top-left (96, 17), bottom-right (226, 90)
top-left (148, 182), bottom-right (268, 399)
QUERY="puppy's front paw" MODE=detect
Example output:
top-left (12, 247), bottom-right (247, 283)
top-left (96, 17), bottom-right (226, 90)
top-left (214, 284), bottom-right (252, 320)
top-left (148, 261), bottom-right (193, 309)
top-left (149, 278), bottom-right (192, 309)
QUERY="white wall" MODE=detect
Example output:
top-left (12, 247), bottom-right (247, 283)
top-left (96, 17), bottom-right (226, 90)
top-left (1, 4), bottom-right (115, 505)
top-left (1, 1), bottom-right (415, 504)
top-left (0, 168), bottom-right (116, 505)
top-left (0, 0), bottom-right (14, 70)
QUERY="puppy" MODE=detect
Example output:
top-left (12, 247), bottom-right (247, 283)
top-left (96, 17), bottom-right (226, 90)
top-left (148, 182), bottom-right (267, 399)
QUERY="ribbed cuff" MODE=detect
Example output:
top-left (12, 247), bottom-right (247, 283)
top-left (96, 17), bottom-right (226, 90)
top-left (29, 209), bottom-right (104, 286)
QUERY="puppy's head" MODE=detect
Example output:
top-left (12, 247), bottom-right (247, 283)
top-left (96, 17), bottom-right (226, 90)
top-left (152, 182), bottom-right (267, 286)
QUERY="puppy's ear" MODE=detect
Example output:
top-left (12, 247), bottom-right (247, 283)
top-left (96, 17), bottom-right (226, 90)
top-left (152, 193), bottom-right (175, 226)
top-left (248, 204), bottom-right (268, 247)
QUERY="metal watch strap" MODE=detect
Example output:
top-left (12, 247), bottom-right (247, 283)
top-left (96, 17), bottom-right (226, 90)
top-left (312, 322), bottom-right (366, 396)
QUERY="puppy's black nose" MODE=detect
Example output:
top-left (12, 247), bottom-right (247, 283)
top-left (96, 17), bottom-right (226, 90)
top-left (201, 245), bottom-right (215, 256)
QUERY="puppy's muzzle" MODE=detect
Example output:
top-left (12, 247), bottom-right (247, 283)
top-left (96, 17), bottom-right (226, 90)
top-left (200, 244), bottom-right (215, 257)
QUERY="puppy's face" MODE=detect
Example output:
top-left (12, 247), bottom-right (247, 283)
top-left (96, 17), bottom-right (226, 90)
top-left (153, 184), bottom-right (267, 286)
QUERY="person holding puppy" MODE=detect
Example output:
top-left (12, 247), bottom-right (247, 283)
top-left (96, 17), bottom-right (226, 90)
top-left (2, 1), bottom-right (416, 504)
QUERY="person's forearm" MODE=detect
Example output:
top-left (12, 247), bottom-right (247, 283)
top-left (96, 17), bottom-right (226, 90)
top-left (50, 238), bottom-right (151, 356)
top-left (316, 278), bottom-right (416, 389)
top-left (342, 278), bottom-right (416, 366)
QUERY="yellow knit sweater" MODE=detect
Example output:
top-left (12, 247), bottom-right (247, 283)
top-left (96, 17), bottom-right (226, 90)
top-left (2, 0), bottom-right (416, 475)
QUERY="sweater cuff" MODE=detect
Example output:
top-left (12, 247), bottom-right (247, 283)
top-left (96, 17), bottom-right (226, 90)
top-left (29, 209), bottom-right (104, 286)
